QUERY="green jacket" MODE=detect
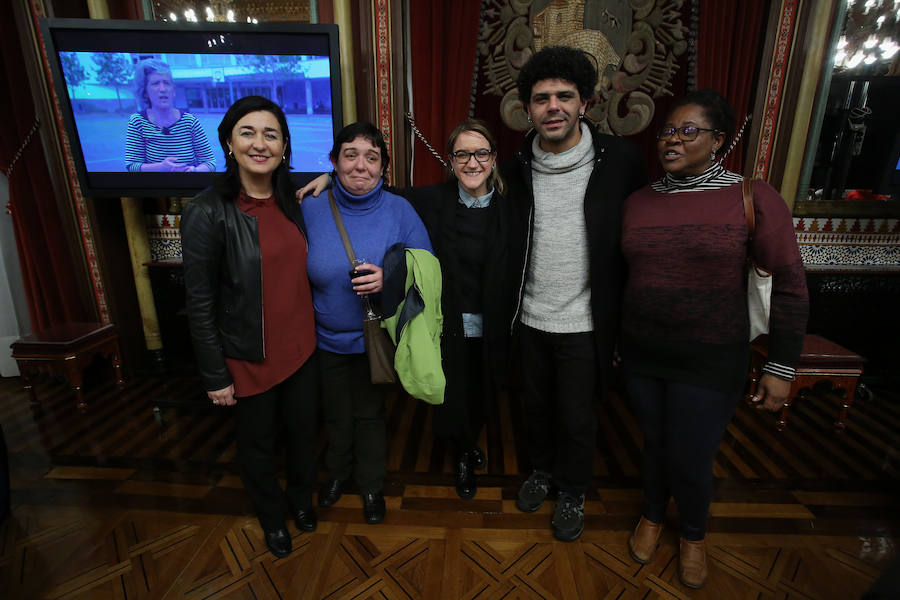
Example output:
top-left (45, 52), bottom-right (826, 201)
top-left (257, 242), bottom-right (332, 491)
top-left (381, 247), bottom-right (445, 405)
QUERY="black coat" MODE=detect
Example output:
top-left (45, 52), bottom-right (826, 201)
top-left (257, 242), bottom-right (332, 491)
top-left (180, 186), bottom-right (309, 391)
top-left (392, 181), bottom-right (516, 437)
top-left (502, 123), bottom-right (647, 394)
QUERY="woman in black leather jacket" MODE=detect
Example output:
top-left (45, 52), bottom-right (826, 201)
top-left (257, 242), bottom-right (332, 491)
top-left (181, 96), bottom-right (319, 559)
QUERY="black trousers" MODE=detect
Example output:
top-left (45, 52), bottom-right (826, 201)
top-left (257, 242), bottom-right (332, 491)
top-left (433, 337), bottom-right (489, 454)
top-left (319, 350), bottom-right (387, 494)
top-left (0, 424), bottom-right (9, 521)
top-left (625, 374), bottom-right (740, 541)
top-left (234, 356), bottom-right (319, 532)
top-left (519, 324), bottom-right (597, 496)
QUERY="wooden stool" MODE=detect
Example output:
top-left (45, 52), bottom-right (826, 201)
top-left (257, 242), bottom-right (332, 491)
top-left (10, 323), bottom-right (126, 413)
top-left (747, 334), bottom-right (864, 432)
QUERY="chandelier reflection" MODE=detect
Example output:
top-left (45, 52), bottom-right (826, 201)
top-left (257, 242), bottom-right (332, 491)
top-left (834, 0), bottom-right (900, 73)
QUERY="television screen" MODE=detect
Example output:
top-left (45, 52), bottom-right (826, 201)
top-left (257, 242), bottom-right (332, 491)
top-left (40, 18), bottom-right (342, 197)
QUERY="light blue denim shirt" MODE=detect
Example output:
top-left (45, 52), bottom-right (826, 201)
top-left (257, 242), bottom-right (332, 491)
top-left (457, 183), bottom-right (493, 337)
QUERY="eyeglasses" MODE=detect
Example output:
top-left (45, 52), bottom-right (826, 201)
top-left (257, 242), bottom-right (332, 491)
top-left (450, 148), bottom-right (494, 164)
top-left (656, 126), bottom-right (720, 141)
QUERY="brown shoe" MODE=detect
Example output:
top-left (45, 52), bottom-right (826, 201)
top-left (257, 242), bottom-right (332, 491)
top-left (627, 516), bottom-right (663, 564)
top-left (678, 537), bottom-right (708, 589)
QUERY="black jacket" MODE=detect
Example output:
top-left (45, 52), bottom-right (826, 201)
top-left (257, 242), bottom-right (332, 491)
top-left (180, 186), bottom-right (309, 391)
top-left (502, 123), bottom-right (647, 390)
top-left (393, 181), bottom-right (515, 413)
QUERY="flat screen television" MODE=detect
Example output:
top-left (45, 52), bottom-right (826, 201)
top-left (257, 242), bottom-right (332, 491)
top-left (39, 18), bottom-right (342, 197)
top-left (878, 127), bottom-right (900, 200)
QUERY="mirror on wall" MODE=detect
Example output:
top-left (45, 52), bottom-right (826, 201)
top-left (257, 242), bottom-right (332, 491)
top-left (795, 0), bottom-right (900, 216)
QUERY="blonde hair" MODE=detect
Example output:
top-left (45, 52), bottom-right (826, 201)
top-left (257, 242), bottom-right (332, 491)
top-left (132, 59), bottom-right (173, 109)
top-left (446, 118), bottom-right (505, 196)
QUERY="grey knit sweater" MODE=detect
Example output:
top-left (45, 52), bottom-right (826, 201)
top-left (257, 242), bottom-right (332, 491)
top-left (520, 122), bottom-right (596, 333)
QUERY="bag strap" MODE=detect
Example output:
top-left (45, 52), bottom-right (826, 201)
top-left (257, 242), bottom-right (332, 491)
top-left (328, 191), bottom-right (357, 267)
top-left (742, 177), bottom-right (756, 240)
top-left (742, 177), bottom-right (771, 276)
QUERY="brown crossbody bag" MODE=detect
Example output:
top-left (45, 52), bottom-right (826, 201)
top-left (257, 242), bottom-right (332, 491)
top-left (328, 192), bottom-right (397, 384)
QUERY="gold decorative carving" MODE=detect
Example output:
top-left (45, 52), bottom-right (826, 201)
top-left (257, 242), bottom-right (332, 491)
top-left (481, 0), bottom-right (687, 136)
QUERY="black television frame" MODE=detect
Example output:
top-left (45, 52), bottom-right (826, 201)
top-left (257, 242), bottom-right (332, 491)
top-left (39, 18), bottom-right (343, 197)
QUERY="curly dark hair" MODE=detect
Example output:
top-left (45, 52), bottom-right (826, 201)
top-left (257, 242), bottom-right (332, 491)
top-left (672, 89), bottom-right (736, 156)
top-left (516, 45), bottom-right (598, 104)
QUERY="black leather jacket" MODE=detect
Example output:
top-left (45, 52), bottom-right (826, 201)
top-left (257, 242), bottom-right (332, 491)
top-left (180, 186), bottom-right (308, 391)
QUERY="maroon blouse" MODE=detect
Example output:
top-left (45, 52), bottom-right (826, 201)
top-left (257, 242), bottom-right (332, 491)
top-left (226, 193), bottom-right (316, 397)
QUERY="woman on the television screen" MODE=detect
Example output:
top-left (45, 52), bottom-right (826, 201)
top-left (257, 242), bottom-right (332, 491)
top-left (125, 58), bottom-right (216, 172)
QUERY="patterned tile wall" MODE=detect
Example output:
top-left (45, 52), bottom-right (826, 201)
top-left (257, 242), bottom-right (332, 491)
top-left (794, 218), bottom-right (900, 270)
top-left (146, 215), bottom-right (899, 270)
top-left (147, 214), bottom-right (182, 263)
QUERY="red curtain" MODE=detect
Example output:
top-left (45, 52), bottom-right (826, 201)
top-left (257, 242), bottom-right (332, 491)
top-left (0, 0), bottom-right (91, 331)
top-left (408, 2), bottom-right (481, 186)
top-left (696, 1), bottom-right (768, 173)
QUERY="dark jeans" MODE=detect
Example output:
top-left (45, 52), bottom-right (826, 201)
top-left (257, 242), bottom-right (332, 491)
top-left (433, 337), bottom-right (489, 454)
top-left (519, 324), bottom-right (597, 496)
top-left (319, 350), bottom-right (387, 494)
top-left (234, 356), bottom-right (319, 532)
top-left (625, 374), bottom-right (740, 541)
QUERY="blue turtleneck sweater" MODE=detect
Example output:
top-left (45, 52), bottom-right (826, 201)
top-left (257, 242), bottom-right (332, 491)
top-left (302, 178), bottom-right (433, 354)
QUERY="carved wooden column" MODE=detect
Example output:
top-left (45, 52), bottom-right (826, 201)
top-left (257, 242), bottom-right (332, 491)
top-left (87, 0), bottom-right (164, 365)
top-left (746, 0), bottom-right (842, 206)
top-left (334, 0), bottom-right (357, 124)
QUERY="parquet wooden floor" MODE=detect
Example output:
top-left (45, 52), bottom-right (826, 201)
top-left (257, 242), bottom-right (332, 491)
top-left (0, 372), bottom-right (897, 599)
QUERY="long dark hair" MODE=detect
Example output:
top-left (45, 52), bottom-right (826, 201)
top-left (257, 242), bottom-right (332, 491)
top-left (212, 95), bottom-right (296, 216)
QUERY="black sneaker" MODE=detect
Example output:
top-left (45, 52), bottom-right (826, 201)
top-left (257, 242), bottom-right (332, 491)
top-left (551, 492), bottom-right (585, 542)
top-left (515, 470), bottom-right (551, 513)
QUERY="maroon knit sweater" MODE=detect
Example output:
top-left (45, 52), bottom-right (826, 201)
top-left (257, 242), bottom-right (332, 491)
top-left (621, 181), bottom-right (808, 393)
top-left (226, 193), bottom-right (316, 397)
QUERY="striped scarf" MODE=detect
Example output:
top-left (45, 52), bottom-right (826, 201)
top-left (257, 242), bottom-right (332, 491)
top-left (650, 162), bottom-right (743, 194)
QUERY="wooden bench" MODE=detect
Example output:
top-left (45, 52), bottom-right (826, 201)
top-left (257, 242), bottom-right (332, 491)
top-left (10, 323), bottom-right (125, 413)
top-left (747, 334), bottom-right (864, 432)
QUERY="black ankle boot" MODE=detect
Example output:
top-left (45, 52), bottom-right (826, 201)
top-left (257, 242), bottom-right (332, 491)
top-left (318, 479), bottom-right (343, 507)
top-left (362, 491), bottom-right (386, 524)
top-left (469, 446), bottom-right (486, 470)
top-left (264, 527), bottom-right (292, 558)
top-left (455, 451), bottom-right (477, 499)
top-left (290, 503), bottom-right (318, 532)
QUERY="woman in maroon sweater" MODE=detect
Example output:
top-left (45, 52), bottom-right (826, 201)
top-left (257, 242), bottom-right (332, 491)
top-left (620, 90), bottom-right (808, 589)
top-left (182, 97), bottom-right (318, 560)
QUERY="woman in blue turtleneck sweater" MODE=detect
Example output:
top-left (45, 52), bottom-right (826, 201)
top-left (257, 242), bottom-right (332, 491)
top-left (301, 122), bottom-right (432, 524)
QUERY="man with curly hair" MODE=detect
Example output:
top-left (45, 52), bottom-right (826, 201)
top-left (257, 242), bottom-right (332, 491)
top-left (504, 45), bottom-right (646, 541)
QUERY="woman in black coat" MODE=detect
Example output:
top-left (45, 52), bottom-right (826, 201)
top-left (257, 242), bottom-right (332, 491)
top-left (299, 119), bottom-right (514, 498)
